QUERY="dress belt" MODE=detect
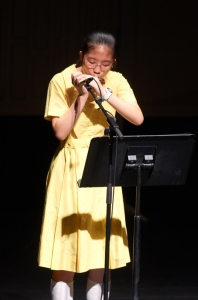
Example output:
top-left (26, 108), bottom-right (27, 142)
top-left (62, 137), bottom-right (92, 149)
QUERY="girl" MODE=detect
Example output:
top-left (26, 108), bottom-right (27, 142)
top-left (38, 30), bottom-right (144, 300)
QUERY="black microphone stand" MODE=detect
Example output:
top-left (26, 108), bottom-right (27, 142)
top-left (86, 84), bottom-right (123, 300)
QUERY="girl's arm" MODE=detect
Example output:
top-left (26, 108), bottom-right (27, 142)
top-left (51, 72), bottom-right (89, 140)
top-left (51, 93), bottom-right (88, 140)
top-left (104, 94), bottom-right (144, 126)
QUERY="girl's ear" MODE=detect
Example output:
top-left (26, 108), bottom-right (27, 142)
top-left (112, 59), bottom-right (117, 68)
top-left (79, 51), bottom-right (83, 60)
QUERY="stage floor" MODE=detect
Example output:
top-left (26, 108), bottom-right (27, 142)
top-left (1, 258), bottom-right (198, 300)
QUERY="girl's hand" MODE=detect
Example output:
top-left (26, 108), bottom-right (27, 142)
top-left (87, 77), bottom-right (105, 96)
top-left (71, 72), bottom-right (105, 97)
top-left (71, 72), bottom-right (89, 96)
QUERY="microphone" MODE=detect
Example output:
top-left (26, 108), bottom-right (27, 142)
top-left (79, 77), bottom-right (94, 87)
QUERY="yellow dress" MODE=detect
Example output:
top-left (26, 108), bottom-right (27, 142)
top-left (38, 64), bottom-right (137, 272)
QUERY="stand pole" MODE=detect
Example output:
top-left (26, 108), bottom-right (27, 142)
top-left (85, 83), bottom-right (123, 299)
top-left (104, 133), bottom-right (113, 300)
top-left (132, 166), bottom-right (141, 300)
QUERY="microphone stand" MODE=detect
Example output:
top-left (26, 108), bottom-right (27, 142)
top-left (86, 84), bottom-right (123, 300)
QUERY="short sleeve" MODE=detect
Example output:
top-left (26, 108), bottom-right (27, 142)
top-left (104, 71), bottom-right (137, 104)
top-left (44, 73), bottom-right (69, 121)
top-left (116, 75), bottom-right (137, 104)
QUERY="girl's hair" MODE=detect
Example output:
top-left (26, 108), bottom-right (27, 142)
top-left (76, 30), bottom-right (117, 67)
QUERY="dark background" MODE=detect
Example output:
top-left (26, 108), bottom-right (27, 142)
top-left (1, 0), bottom-right (198, 116)
top-left (0, 0), bottom-right (198, 299)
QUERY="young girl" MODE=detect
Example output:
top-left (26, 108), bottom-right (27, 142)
top-left (38, 30), bottom-right (144, 300)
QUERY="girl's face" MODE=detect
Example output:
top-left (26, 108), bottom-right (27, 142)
top-left (80, 45), bottom-right (115, 78)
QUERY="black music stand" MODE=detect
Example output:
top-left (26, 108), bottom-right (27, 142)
top-left (78, 133), bottom-right (196, 300)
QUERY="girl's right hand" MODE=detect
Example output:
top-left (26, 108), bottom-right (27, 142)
top-left (71, 71), bottom-right (90, 96)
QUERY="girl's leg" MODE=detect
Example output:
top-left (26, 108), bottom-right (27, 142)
top-left (51, 270), bottom-right (75, 300)
top-left (52, 270), bottom-right (75, 283)
top-left (86, 268), bottom-right (111, 300)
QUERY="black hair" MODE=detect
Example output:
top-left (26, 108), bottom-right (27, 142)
top-left (76, 30), bottom-right (117, 67)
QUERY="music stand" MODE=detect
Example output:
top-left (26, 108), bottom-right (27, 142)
top-left (78, 133), bottom-right (196, 300)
